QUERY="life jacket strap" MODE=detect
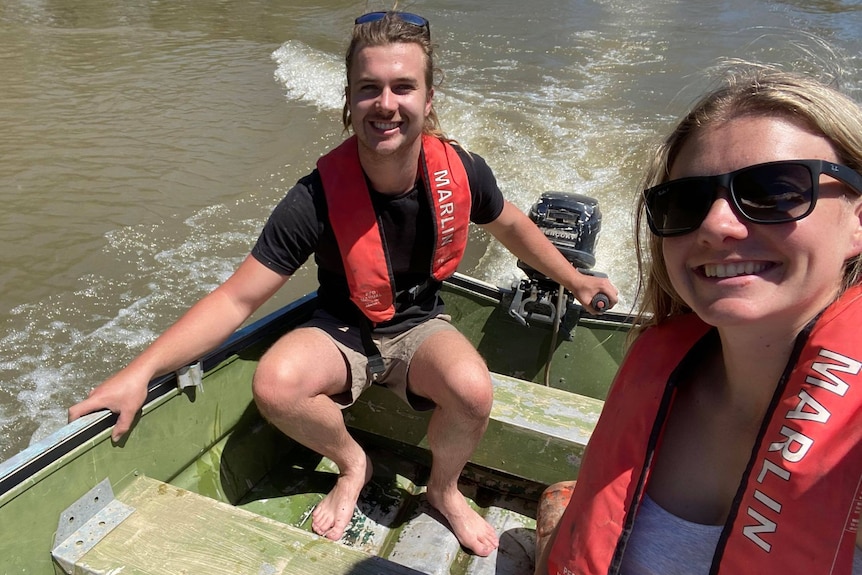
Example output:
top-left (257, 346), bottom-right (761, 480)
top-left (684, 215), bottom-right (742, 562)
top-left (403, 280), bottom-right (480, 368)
top-left (358, 313), bottom-right (386, 382)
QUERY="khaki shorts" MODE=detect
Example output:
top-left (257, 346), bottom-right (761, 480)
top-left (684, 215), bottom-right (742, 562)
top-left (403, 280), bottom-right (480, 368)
top-left (300, 310), bottom-right (456, 411)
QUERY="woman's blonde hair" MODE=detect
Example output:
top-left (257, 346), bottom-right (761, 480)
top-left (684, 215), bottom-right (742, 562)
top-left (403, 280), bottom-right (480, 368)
top-left (633, 64), bottom-right (862, 330)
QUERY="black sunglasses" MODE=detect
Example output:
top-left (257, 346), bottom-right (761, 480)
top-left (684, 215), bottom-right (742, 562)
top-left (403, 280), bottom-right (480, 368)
top-left (644, 159), bottom-right (862, 237)
top-left (354, 11), bottom-right (430, 36)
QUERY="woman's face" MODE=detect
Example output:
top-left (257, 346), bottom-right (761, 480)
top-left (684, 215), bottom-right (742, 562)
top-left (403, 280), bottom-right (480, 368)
top-left (662, 116), bottom-right (862, 334)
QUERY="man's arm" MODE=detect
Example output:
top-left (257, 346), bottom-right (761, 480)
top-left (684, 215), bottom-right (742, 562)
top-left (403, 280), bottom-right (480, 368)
top-left (480, 201), bottom-right (618, 314)
top-left (68, 255), bottom-right (289, 440)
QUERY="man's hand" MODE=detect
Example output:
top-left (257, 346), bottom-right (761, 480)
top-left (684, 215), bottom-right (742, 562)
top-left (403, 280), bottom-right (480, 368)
top-left (66, 256), bottom-right (290, 443)
top-left (570, 271), bottom-right (618, 315)
top-left (481, 202), bottom-right (620, 315)
top-left (68, 368), bottom-right (149, 442)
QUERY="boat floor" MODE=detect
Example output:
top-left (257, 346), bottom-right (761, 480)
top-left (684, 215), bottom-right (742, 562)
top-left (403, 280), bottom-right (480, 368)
top-left (230, 438), bottom-right (538, 574)
top-left (53, 370), bottom-right (602, 574)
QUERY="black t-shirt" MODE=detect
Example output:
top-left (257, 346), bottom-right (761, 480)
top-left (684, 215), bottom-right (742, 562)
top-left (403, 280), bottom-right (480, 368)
top-left (251, 145), bottom-right (504, 334)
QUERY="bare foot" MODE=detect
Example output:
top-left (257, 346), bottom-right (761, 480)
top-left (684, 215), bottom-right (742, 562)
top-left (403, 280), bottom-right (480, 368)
top-left (311, 455), bottom-right (373, 540)
top-left (427, 484), bottom-right (499, 556)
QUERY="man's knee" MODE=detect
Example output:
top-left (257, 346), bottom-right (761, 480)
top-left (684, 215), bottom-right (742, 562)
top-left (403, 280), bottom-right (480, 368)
top-left (253, 332), bottom-right (312, 404)
top-left (253, 329), bottom-right (351, 415)
top-left (434, 359), bottom-right (494, 421)
top-left (410, 331), bottom-right (493, 416)
top-left (460, 364), bottom-right (494, 419)
top-left (252, 349), bottom-right (299, 416)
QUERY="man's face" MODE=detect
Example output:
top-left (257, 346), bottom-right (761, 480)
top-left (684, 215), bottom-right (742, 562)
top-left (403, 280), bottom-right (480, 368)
top-left (346, 42), bottom-right (433, 162)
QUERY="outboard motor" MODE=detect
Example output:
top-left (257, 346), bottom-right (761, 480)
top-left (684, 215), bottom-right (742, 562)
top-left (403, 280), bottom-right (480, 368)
top-left (508, 191), bottom-right (605, 328)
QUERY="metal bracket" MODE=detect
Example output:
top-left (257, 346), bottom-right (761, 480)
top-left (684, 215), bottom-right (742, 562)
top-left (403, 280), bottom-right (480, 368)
top-left (177, 361), bottom-right (203, 391)
top-left (508, 279), bottom-right (558, 327)
top-left (52, 479), bottom-right (135, 574)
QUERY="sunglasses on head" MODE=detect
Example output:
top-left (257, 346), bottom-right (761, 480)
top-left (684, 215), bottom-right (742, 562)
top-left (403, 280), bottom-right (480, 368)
top-left (643, 159), bottom-right (862, 237)
top-left (354, 11), bottom-right (430, 35)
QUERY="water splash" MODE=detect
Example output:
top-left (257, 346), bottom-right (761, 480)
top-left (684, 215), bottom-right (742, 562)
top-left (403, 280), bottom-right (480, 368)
top-left (272, 40), bottom-right (344, 111)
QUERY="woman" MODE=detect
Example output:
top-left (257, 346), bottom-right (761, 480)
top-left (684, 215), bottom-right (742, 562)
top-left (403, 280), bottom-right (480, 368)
top-left (536, 66), bottom-right (862, 574)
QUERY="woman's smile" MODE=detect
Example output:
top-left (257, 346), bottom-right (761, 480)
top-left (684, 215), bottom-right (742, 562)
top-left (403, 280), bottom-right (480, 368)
top-left (700, 261), bottom-right (772, 278)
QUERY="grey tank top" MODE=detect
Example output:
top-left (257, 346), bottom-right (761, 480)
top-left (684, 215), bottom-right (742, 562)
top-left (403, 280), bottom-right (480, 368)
top-left (621, 493), bottom-right (862, 575)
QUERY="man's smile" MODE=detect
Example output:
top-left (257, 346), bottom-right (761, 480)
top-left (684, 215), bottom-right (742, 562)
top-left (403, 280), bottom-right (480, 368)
top-left (372, 120), bottom-right (401, 131)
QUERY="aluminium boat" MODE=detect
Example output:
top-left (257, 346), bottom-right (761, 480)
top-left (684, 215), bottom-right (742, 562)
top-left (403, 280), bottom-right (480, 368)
top-left (0, 192), bottom-right (634, 574)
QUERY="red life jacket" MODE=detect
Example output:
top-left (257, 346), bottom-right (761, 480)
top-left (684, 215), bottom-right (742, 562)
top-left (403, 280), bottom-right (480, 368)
top-left (548, 284), bottom-right (862, 575)
top-left (317, 134), bottom-right (471, 323)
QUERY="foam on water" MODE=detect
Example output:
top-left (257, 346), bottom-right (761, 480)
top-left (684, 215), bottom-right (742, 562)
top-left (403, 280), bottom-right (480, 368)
top-left (2, 32), bottom-right (651, 457)
top-left (269, 18), bottom-right (661, 304)
top-left (0, 199), bottom-right (268, 455)
top-left (5, 2), bottom-right (861, 461)
top-left (271, 41), bottom-right (344, 112)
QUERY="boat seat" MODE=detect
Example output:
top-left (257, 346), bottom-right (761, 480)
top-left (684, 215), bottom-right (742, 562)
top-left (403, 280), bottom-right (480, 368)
top-left (346, 371), bottom-right (603, 485)
top-left (52, 475), bottom-right (425, 575)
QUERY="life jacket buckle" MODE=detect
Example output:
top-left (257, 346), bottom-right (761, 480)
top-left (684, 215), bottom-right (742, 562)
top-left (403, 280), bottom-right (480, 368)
top-left (366, 354), bottom-right (386, 382)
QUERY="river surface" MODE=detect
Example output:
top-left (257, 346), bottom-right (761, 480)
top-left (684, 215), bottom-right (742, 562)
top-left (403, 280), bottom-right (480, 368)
top-left (2, 0), bottom-right (861, 461)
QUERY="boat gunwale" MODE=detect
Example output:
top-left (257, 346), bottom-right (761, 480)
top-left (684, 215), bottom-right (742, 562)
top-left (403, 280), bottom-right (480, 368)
top-left (0, 272), bottom-right (634, 502)
top-left (0, 292), bottom-right (319, 503)
top-left (447, 272), bottom-right (637, 327)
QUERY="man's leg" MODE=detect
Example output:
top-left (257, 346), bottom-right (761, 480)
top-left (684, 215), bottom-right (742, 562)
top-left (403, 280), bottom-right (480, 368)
top-left (406, 329), bottom-right (499, 557)
top-left (252, 327), bottom-right (370, 541)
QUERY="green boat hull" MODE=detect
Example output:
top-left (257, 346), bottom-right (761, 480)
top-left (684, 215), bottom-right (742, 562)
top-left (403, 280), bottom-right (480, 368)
top-left (0, 274), bottom-right (632, 574)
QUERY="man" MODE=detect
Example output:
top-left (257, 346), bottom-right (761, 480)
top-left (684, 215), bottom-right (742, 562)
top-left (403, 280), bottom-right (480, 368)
top-left (69, 11), bottom-right (618, 557)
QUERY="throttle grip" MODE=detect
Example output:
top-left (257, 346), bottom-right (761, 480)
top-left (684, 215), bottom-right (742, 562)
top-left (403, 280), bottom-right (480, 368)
top-left (590, 293), bottom-right (611, 314)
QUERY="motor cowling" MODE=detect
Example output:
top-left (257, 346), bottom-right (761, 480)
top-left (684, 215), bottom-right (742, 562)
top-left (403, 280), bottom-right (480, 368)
top-left (507, 191), bottom-right (604, 328)
top-left (517, 191), bottom-right (601, 283)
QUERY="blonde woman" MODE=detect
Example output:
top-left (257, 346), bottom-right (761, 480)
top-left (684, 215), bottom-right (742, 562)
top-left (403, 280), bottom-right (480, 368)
top-left (538, 66), bottom-right (862, 574)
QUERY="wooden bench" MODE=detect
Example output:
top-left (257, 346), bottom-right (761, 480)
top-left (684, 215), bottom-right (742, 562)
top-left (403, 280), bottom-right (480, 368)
top-left (52, 373), bottom-right (601, 574)
top-left (345, 371), bottom-right (603, 485)
top-left (52, 475), bottom-right (424, 575)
